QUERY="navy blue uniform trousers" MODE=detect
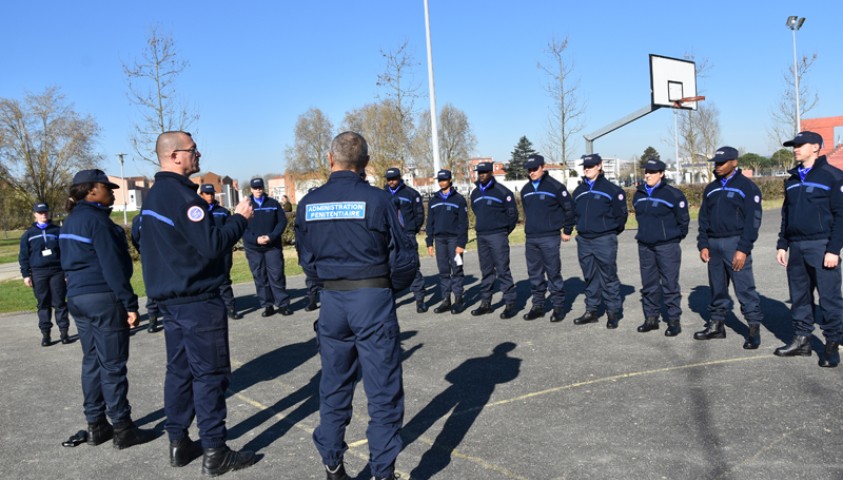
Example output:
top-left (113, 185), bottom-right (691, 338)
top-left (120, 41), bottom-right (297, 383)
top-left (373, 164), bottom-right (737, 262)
top-left (245, 247), bottom-right (290, 308)
top-left (525, 235), bottom-right (565, 308)
top-left (787, 239), bottom-right (843, 341)
top-left (576, 234), bottom-right (622, 313)
top-left (161, 296), bottom-right (231, 448)
top-left (706, 236), bottom-right (762, 324)
top-left (638, 242), bottom-right (682, 320)
top-left (67, 292), bottom-right (131, 424)
top-left (434, 236), bottom-right (464, 299)
top-left (477, 232), bottom-right (516, 305)
top-left (219, 253), bottom-right (236, 310)
top-left (313, 288), bottom-right (403, 479)
top-left (32, 268), bottom-right (69, 331)
top-left (406, 233), bottom-right (425, 302)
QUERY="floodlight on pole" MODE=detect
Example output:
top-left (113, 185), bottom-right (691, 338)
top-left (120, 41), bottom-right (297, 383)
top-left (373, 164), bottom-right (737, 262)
top-left (423, 0), bottom-right (441, 174)
top-left (786, 15), bottom-right (805, 134)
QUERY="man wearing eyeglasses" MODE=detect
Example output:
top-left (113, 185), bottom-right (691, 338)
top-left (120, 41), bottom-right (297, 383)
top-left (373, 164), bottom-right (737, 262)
top-left (520, 154), bottom-right (575, 322)
top-left (140, 131), bottom-right (256, 475)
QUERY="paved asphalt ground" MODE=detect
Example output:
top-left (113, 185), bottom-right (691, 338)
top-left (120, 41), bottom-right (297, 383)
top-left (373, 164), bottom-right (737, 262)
top-left (1, 211), bottom-right (842, 480)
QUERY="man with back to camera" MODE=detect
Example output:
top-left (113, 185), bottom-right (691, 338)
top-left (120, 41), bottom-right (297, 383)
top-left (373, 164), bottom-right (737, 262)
top-left (295, 131), bottom-right (417, 480)
top-left (384, 167), bottom-right (427, 312)
top-left (199, 183), bottom-right (242, 320)
top-left (520, 153), bottom-right (575, 322)
top-left (19, 202), bottom-right (71, 346)
top-left (695, 147), bottom-right (764, 348)
top-left (426, 169), bottom-right (469, 314)
top-left (774, 131), bottom-right (843, 368)
top-left (469, 161), bottom-right (519, 319)
top-left (140, 131), bottom-right (256, 475)
top-left (244, 177), bottom-right (292, 317)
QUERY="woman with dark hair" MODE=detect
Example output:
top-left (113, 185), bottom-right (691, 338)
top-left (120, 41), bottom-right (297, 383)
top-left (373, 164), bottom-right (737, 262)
top-left (59, 169), bottom-right (154, 449)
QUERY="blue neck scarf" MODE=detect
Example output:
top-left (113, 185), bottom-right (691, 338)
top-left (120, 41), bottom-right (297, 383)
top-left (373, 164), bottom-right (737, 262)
top-left (798, 165), bottom-right (812, 182)
top-left (438, 189), bottom-right (451, 200)
top-left (584, 178), bottom-right (595, 189)
top-left (252, 195), bottom-right (265, 208)
top-left (720, 170), bottom-right (737, 187)
top-left (35, 222), bottom-right (49, 230)
top-left (478, 178), bottom-right (493, 193)
top-left (644, 181), bottom-right (660, 197)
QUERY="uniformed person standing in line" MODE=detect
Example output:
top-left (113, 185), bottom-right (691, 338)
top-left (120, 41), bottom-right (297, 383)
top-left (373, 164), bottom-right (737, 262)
top-left (244, 177), bottom-right (292, 317)
top-left (384, 167), bottom-right (427, 312)
top-left (130, 214), bottom-right (163, 332)
top-left (568, 154), bottom-right (629, 328)
top-left (632, 158), bottom-right (689, 336)
top-left (521, 154), bottom-right (575, 322)
top-left (469, 161), bottom-right (519, 319)
top-left (199, 184), bottom-right (242, 320)
top-left (141, 131), bottom-right (256, 475)
top-left (19, 202), bottom-right (71, 346)
top-left (774, 131), bottom-right (843, 368)
top-left (59, 169), bottom-right (155, 450)
top-left (695, 147), bottom-right (764, 348)
top-left (295, 131), bottom-right (417, 480)
top-left (426, 169), bottom-right (469, 314)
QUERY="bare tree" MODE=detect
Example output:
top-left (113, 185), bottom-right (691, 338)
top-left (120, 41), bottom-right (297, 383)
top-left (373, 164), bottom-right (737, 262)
top-left (414, 104), bottom-right (476, 181)
top-left (376, 41), bottom-right (421, 169)
top-left (538, 36), bottom-right (585, 167)
top-left (0, 87), bottom-right (100, 211)
top-left (768, 52), bottom-right (819, 147)
top-left (284, 108), bottom-right (334, 183)
top-left (677, 103), bottom-right (721, 183)
top-left (343, 100), bottom-right (407, 178)
top-left (123, 26), bottom-right (198, 164)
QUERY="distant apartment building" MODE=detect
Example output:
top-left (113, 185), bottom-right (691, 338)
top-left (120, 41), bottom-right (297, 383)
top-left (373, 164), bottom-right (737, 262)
top-left (107, 171), bottom-right (240, 212)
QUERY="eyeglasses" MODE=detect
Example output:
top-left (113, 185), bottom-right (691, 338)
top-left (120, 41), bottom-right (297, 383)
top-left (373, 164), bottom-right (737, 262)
top-left (173, 146), bottom-right (198, 155)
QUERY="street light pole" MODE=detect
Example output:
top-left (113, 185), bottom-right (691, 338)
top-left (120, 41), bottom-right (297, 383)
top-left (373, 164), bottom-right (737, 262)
top-left (423, 0), bottom-right (441, 174)
top-left (786, 16), bottom-right (806, 134)
top-left (117, 153), bottom-right (127, 225)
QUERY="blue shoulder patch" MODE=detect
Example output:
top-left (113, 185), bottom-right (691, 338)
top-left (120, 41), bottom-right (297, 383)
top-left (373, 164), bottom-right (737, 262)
top-left (305, 202), bottom-right (366, 221)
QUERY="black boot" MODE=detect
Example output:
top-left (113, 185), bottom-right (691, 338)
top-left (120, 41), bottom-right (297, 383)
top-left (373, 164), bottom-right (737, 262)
top-left (522, 305), bottom-right (544, 321)
top-left (60, 329), bottom-right (71, 344)
top-left (573, 311), bottom-right (599, 325)
top-left (606, 311), bottom-right (620, 329)
top-left (549, 307), bottom-right (566, 323)
top-left (818, 341), bottom-right (840, 368)
top-left (433, 298), bottom-right (451, 314)
top-left (325, 463), bottom-right (350, 480)
top-left (147, 315), bottom-right (161, 333)
top-left (170, 436), bottom-right (203, 467)
top-left (305, 297), bottom-right (319, 312)
top-left (228, 307), bottom-right (243, 320)
top-left (637, 316), bottom-right (659, 333)
top-left (471, 302), bottom-right (493, 316)
top-left (743, 324), bottom-right (761, 349)
top-left (664, 319), bottom-right (681, 337)
top-left (694, 320), bottom-right (726, 340)
top-left (416, 300), bottom-right (428, 313)
top-left (201, 445), bottom-right (256, 476)
top-left (41, 329), bottom-right (52, 347)
top-left (86, 418), bottom-right (113, 446)
top-left (261, 306), bottom-right (276, 317)
top-left (499, 304), bottom-right (517, 319)
top-left (774, 335), bottom-right (812, 357)
top-left (450, 296), bottom-right (465, 314)
top-left (112, 420), bottom-right (156, 449)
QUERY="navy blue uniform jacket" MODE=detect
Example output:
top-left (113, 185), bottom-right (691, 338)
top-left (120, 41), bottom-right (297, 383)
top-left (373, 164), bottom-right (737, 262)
top-left (777, 155), bottom-right (843, 254)
top-left (59, 202), bottom-right (138, 312)
top-left (633, 181), bottom-right (690, 246)
top-left (384, 181), bottom-right (425, 234)
top-left (425, 189), bottom-right (469, 248)
top-left (140, 172), bottom-right (247, 304)
top-left (19, 222), bottom-right (62, 276)
top-left (243, 195), bottom-right (286, 251)
top-left (295, 170), bottom-right (418, 291)
top-left (571, 174), bottom-right (629, 238)
top-left (470, 178), bottom-right (518, 235)
top-left (520, 172), bottom-right (575, 238)
top-left (697, 169), bottom-right (762, 254)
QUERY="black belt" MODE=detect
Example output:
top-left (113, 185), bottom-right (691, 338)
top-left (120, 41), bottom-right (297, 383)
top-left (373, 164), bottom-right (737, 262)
top-left (323, 277), bottom-right (390, 291)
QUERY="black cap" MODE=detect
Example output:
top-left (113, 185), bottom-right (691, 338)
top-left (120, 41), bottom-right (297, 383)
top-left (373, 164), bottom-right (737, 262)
top-left (72, 169), bottom-right (120, 189)
top-left (33, 202), bottom-right (49, 213)
top-left (783, 131), bottom-right (824, 148)
top-left (709, 147), bottom-right (739, 163)
top-left (524, 154), bottom-right (545, 170)
top-left (581, 154), bottom-right (602, 168)
top-left (250, 178), bottom-right (265, 189)
top-left (642, 158), bottom-right (666, 171)
top-left (474, 162), bottom-right (493, 173)
top-left (436, 169), bottom-right (452, 181)
top-left (384, 168), bottom-right (401, 179)
top-left (200, 183), bottom-right (216, 194)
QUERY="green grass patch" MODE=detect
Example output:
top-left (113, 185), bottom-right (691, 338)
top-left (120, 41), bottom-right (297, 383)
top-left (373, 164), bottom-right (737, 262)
top-left (0, 278), bottom-right (36, 313)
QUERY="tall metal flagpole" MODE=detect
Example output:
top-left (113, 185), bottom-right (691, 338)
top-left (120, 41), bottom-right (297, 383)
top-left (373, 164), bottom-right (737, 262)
top-left (118, 153), bottom-right (127, 225)
top-left (424, 0), bottom-right (441, 174)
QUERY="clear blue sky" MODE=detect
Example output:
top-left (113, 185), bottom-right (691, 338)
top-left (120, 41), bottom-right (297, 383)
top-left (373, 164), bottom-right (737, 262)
top-left (3, 1), bottom-right (841, 183)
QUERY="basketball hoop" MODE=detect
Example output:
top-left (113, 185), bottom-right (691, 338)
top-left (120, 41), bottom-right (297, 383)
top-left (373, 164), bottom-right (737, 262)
top-left (672, 95), bottom-right (705, 108)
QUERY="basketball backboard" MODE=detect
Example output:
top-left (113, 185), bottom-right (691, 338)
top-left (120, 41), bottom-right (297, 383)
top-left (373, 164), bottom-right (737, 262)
top-left (650, 54), bottom-right (698, 110)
